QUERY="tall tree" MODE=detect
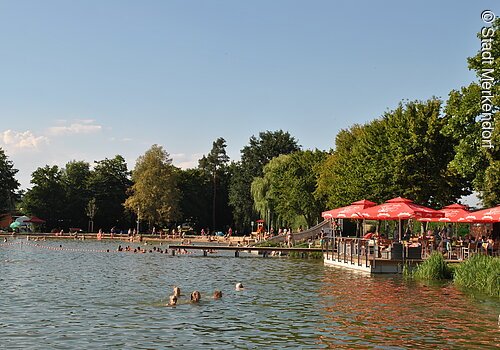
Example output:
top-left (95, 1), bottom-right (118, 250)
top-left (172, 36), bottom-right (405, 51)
top-left (0, 148), bottom-right (20, 215)
top-left (252, 150), bottom-right (326, 228)
top-left (443, 18), bottom-right (500, 206)
top-left (384, 99), bottom-right (468, 206)
top-left (62, 160), bottom-right (91, 230)
top-left (198, 137), bottom-right (230, 231)
top-left (178, 168), bottom-right (211, 231)
top-left (229, 130), bottom-right (300, 232)
top-left (22, 165), bottom-right (66, 229)
top-left (124, 145), bottom-right (181, 228)
top-left (88, 155), bottom-right (132, 230)
top-left (317, 100), bottom-right (467, 209)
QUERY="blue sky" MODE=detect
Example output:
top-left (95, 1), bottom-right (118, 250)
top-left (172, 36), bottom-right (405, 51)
top-left (0, 0), bottom-right (497, 197)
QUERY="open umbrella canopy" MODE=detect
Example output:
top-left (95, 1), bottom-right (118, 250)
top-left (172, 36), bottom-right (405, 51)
top-left (418, 203), bottom-right (471, 223)
top-left (15, 215), bottom-right (30, 223)
top-left (462, 205), bottom-right (500, 222)
top-left (25, 215), bottom-right (46, 224)
top-left (359, 197), bottom-right (444, 220)
top-left (322, 199), bottom-right (377, 219)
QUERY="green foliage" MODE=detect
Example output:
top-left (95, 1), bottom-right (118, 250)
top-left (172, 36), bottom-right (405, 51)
top-left (125, 145), bottom-right (181, 227)
top-left (198, 137), bottom-right (231, 231)
top-left (21, 157), bottom-right (131, 231)
top-left (252, 150), bottom-right (326, 228)
top-left (317, 100), bottom-right (467, 209)
top-left (89, 155), bottom-right (132, 230)
top-left (178, 168), bottom-right (211, 231)
top-left (62, 161), bottom-right (92, 229)
top-left (229, 130), bottom-right (300, 232)
top-left (443, 18), bottom-right (500, 206)
top-left (453, 254), bottom-right (500, 298)
top-left (410, 251), bottom-right (452, 280)
top-left (21, 165), bottom-right (66, 229)
top-left (0, 148), bottom-right (20, 214)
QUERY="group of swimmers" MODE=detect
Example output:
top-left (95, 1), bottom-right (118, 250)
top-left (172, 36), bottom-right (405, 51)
top-left (167, 283), bottom-right (244, 306)
top-left (117, 245), bottom-right (170, 254)
top-left (116, 245), bottom-right (196, 254)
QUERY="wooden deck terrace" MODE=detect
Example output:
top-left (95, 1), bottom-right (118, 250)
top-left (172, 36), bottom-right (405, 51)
top-left (168, 244), bottom-right (323, 257)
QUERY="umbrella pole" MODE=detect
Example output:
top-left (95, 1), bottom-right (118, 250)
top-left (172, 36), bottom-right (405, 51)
top-left (398, 219), bottom-right (402, 242)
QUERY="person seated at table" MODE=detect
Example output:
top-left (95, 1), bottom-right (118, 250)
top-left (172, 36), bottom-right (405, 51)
top-left (402, 227), bottom-right (412, 241)
top-left (485, 236), bottom-right (494, 255)
top-left (476, 236), bottom-right (485, 251)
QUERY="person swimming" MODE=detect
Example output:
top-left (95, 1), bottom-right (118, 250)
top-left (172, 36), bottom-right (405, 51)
top-left (213, 290), bottom-right (222, 299)
top-left (190, 291), bottom-right (201, 303)
top-left (173, 286), bottom-right (181, 298)
top-left (168, 295), bottom-right (177, 306)
top-left (235, 283), bottom-right (244, 290)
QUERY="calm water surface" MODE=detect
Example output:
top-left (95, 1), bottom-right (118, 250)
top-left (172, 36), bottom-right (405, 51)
top-left (0, 239), bottom-right (498, 349)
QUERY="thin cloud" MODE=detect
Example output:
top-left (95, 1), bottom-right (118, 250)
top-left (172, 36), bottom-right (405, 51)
top-left (172, 152), bottom-right (203, 169)
top-left (47, 121), bottom-right (103, 136)
top-left (0, 130), bottom-right (49, 152)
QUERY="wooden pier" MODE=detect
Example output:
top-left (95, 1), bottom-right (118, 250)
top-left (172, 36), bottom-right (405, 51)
top-left (323, 236), bottom-right (427, 273)
top-left (168, 244), bottom-right (322, 257)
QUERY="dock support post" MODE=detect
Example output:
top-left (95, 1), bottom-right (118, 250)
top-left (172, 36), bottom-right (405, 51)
top-left (203, 250), bottom-right (207, 257)
top-left (235, 250), bottom-right (239, 257)
top-left (172, 249), bottom-right (176, 256)
top-left (263, 251), bottom-right (267, 258)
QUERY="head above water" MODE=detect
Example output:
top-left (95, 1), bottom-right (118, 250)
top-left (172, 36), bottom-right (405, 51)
top-left (173, 286), bottom-right (181, 297)
top-left (168, 295), bottom-right (177, 306)
top-left (235, 283), bottom-right (244, 290)
top-left (191, 290), bottom-right (201, 302)
top-left (213, 290), bottom-right (222, 299)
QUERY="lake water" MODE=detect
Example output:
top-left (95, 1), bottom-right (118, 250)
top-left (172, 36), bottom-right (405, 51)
top-left (0, 239), bottom-right (498, 349)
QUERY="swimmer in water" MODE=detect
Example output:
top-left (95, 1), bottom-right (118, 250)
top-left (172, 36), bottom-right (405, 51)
top-left (168, 295), bottom-right (177, 306)
top-left (173, 286), bottom-right (181, 298)
top-left (213, 290), bottom-right (222, 299)
top-left (191, 291), bottom-right (201, 303)
top-left (235, 283), bottom-right (244, 290)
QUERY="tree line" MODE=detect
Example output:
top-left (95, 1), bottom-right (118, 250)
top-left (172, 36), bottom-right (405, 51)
top-left (0, 19), bottom-right (499, 233)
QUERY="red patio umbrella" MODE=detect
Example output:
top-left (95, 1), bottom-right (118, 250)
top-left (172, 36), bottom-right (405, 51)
top-left (359, 197), bottom-right (444, 220)
top-left (358, 197), bottom-right (444, 240)
top-left (462, 205), bottom-right (500, 222)
top-left (321, 199), bottom-right (377, 219)
top-left (418, 203), bottom-right (471, 223)
top-left (25, 216), bottom-right (46, 224)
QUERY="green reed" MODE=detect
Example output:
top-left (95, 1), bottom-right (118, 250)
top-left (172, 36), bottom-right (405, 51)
top-left (409, 251), bottom-right (452, 280)
top-left (453, 254), bottom-right (500, 298)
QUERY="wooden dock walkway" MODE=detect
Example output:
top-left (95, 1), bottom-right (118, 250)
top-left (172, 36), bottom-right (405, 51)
top-left (168, 244), bottom-right (323, 257)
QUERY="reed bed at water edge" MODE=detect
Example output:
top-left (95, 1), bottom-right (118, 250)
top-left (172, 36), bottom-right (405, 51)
top-left (453, 254), bottom-right (500, 298)
top-left (404, 251), bottom-right (452, 280)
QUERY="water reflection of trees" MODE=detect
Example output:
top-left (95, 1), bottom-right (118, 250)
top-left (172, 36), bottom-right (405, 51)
top-left (316, 269), bottom-right (499, 349)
